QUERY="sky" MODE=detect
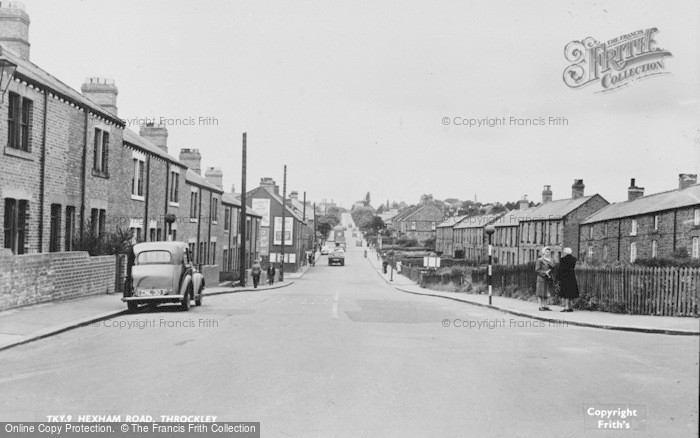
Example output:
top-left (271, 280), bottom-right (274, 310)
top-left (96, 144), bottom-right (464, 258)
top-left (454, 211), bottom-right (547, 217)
top-left (21, 0), bottom-right (700, 208)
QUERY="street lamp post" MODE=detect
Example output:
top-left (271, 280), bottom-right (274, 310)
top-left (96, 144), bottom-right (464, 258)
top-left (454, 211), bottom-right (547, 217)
top-left (484, 225), bottom-right (495, 305)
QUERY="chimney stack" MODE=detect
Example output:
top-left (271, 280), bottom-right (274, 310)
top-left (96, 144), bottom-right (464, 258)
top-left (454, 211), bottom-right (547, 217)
top-left (179, 148), bottom-right (201, 175)
top-left (571, 179), bottom-right (585, 199)
top-left (627, 178), bottom-right (644, 201)
top-left (205, 167), bottom-right (223, 189)
top-left (679, 173), bottom-right (698, 190)
top-left (519, 196), bottom-right (529, 210)
top-left (231, 184), bottom-right (236, 195)
top-left (290, 190), bottom-right (299, 200)
top-left (0, 2), bottom-right (30, 60)
top-left (139, 122), bottom-right (168, 153)
top-left (81, 77), bottom-right (118, 116)
top-left (542, 185), bottom-right (552, 203)
top-left (259, 177), bottom-right (279, 195)
top-left (420, 194), bottom-right (434, 204)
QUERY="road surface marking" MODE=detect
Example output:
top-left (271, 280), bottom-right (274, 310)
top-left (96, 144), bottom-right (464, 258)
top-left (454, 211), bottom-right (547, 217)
top-left (332, 291), bottom-right (339, 319)
top-left (0, 365), bottom-right (78, 385)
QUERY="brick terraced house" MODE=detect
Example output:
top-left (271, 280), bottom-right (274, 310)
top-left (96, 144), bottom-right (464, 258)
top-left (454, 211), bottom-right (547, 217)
top-left (390, 195), bottom-right (445, 245)
top-left (241, 178), bottom-right (309, 273)
top-left (518, 180), bottom-right (608, 263)
top-left (579, 176), bottom-right (700, 264)
top-left (453, 213), bottom-right (504, 263)
top-left (492, 198), bottom-right (534, 265)
top-left (435, 215), bottom-right (467, 256)
top-left (0, 2), bottom-right (263, 308)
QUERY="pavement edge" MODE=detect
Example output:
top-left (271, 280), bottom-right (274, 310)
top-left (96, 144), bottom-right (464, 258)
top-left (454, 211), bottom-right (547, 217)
top-left (394, 286), bottom-right (700, 337)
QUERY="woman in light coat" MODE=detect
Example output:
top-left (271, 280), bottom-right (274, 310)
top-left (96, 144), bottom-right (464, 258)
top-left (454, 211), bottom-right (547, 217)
top-left (535, 246), bottom-right (555, 311)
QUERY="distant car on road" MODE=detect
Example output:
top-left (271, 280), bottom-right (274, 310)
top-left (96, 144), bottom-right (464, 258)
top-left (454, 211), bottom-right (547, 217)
top-left (122, 241), bottom-right (204, 312)
top-left (356, 240), bottom-right (362, 247)
top-left (321, 244), bottom-right (331, 255)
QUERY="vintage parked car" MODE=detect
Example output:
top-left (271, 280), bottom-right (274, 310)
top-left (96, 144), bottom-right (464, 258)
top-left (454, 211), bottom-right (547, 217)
top-left (122, 241), bottom-right (204, 312)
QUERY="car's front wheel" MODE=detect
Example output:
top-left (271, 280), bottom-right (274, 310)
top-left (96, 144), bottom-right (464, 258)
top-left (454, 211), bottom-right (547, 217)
top-left (127, 302), bottom-right (138, 313)
top-left (181, 285), bottom-right (192, 311)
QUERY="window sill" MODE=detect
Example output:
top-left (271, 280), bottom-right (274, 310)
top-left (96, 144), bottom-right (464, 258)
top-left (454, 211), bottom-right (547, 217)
top-left (91, 169), bottom-right (109, 179)
top-left (169, 202), bottom-right (180, 208)
top-left (131, 194), bottom-right (145, 202)
top-left (4, 146), bottom-right (33, 161)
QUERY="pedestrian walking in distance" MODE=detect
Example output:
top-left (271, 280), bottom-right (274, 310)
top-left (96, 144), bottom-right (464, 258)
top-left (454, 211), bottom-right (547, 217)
top-left (558, 247), bottom-right (579, 312)
top-left (535, 246), bottom-right (555, 311)
top-left (267, 263), bottom-right (276, 286)
top-left (251, 260), bottom-right (262, 289)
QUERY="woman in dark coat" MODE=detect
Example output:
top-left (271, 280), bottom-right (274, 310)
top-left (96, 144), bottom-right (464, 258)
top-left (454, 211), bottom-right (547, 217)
top-left (535, 246), bottom-right (555, 311)
top-left (267, 264), bottom-right (276, 285)
top-left (558, 247), bottom-right (579, 312)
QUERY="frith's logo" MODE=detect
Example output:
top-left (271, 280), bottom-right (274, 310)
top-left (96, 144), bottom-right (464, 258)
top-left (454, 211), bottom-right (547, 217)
top-left (563, 28), bottom-right (672, 92)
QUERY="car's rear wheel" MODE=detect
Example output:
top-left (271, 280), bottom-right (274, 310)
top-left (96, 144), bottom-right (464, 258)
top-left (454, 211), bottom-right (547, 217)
top-left (195, 287), bottom-right (203, 306)
top-left (181, 285), bottom-right (192, 311)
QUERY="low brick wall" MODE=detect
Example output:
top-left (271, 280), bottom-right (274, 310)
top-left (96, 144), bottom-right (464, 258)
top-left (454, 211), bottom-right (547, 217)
top-left (0, 251), bottom-right (116, 311)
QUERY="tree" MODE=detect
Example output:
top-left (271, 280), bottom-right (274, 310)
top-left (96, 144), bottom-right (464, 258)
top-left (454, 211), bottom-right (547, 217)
top-left (364, 192), bottom-right (371, 206)
top-left (351, 206), bottom-right (375, 229)
top-left (317, 214), bottom-right (340, 239)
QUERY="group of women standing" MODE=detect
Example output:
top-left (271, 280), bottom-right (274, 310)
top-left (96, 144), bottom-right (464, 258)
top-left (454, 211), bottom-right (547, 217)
top-left (535, 246), bottom-right (579, 312)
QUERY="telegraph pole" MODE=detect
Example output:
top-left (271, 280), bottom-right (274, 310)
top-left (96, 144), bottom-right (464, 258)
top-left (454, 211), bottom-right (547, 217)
top-left (238, 133), bottom-right (247, 287)
top-left (280, 165), bottom-right (287, 282)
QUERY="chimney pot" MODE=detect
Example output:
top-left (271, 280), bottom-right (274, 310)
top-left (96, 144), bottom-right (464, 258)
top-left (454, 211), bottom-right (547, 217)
top-left (679, 173), bottom-right (698, 190)
top-left (542, 185), bottom-right (553, 204)
top-left (0, 2), bottom-right (30, 60)
top-left (627, 178), bottom-right (644, 201)
top-left (571, 179), bottom-right (585, 199)
top-left (519, 195), bottom-right (529, 210)
top-left (139, 123), bottom-right (168, 153)
top-left (204, 167), bottom-right (223, 189)
top-left (179, 148), bottom-right (202, 175)
top-left (81, 77), bottom-right (118, 116)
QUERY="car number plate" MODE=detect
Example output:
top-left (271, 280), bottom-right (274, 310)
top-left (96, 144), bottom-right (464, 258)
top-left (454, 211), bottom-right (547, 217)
top-left (138, 289), bottom-right (164, 296)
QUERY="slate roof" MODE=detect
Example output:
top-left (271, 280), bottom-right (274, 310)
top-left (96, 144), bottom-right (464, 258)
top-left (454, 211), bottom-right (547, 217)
top-left (392, 205), bottom-right (421, 222)
top-left (437, 215), bottom-right (468, 228)
top-left (520, 195), bottom-right (601, 222)
top-left (494, 208), bottom-right (539, 227)
top-left (240, 186), bottom-right (305, 223)
top-left (582, 184), bottom-right (700, 224)
top-left (122, 129), bottom-right (185, 167)
top-left (185, 170), bottom-right (223, 193)
top-left (454, 213), bottom-right (504, 229)
top-left (1, 45), bottom-right (123, 126)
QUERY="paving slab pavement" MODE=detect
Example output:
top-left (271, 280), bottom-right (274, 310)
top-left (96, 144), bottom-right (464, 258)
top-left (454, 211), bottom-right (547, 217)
top-left (365, 249), bottom-right (699, 336)
top-left (0, 260), bottom-right (319, 352)
top-left (0, 294), bottom-right (126, 352)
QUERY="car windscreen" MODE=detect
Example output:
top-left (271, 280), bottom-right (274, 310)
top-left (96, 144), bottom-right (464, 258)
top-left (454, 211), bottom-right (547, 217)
top-left (136, 250), bottom-right (173, 265)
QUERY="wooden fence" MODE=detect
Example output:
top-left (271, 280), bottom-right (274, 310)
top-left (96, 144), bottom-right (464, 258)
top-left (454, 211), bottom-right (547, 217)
top-left (472, 264), bottom-right (699, 316)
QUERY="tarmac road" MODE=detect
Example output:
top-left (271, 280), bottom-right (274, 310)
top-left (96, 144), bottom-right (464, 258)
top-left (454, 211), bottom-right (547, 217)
top-left (0, 229), bottom-right (697, 437)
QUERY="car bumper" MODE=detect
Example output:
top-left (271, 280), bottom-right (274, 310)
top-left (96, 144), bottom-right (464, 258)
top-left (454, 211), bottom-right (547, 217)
top-left (122, 295), bottom-right (185, 304)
